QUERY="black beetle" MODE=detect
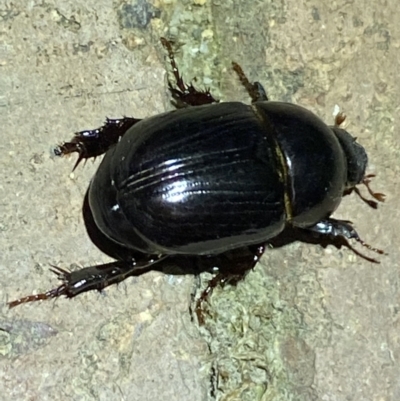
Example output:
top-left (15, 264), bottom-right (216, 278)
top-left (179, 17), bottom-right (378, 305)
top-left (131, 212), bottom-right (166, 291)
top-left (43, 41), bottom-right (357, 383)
top-left (9, 38), bottom-right (384, 309)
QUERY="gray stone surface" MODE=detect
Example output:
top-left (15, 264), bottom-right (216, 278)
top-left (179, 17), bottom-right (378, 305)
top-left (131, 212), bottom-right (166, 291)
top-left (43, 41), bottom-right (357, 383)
top-left (1, 1), bottom-right (399, 400)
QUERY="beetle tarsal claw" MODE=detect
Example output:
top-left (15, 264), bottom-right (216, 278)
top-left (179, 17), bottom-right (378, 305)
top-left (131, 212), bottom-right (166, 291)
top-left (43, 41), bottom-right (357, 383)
top-left (7, 266), bottom-right (71, 308)
top-left (7, 285), bottom-right (67, 308)
top-left (354, 237), bottom-right (386, 256)
top-left (346, 228), bottom-right (385, 256)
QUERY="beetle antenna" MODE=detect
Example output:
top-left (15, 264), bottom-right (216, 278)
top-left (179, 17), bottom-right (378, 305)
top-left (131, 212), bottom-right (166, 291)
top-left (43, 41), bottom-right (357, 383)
top-left (334, 112), bottom-right (346, 127)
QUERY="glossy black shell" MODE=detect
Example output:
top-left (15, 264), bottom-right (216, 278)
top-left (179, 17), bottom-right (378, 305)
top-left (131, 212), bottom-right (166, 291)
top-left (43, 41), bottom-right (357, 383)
top-left (87, 100), bottom-right (352, 256)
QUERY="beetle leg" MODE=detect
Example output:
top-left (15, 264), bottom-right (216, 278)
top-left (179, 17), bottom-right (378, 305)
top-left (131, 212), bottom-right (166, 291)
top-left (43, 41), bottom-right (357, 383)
top-left (54, 117), bottom-right (141, 170)
top-left (8, 255), bottom-right (168, 308)
top-left (232, 62), bottom-right (268, 103)
top-left (160, 37), bottom-right (218, 108)
top-left (304, 218), bottom-right (385, 263)
top-left (194, 244), bottom-right (265, 325)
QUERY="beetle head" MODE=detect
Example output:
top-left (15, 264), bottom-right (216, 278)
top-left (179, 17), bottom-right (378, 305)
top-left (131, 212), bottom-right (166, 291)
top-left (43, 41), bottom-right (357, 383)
top-left (332, 127), bottom-right (368, 189)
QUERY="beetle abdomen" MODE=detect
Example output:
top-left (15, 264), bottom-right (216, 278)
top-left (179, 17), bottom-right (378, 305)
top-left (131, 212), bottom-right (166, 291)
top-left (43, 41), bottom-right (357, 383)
top-left (90, 102), bottom-right (286, 255)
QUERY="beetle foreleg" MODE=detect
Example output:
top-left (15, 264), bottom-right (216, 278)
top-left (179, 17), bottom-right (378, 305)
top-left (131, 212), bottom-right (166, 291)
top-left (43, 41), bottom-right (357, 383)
top-left (305, 218), bottom-right (385, 263)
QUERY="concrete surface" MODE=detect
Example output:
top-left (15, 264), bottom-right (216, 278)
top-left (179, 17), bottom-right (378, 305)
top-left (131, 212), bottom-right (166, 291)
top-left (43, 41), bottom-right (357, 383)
top-left (0, 0), bottom-right (399, 400)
